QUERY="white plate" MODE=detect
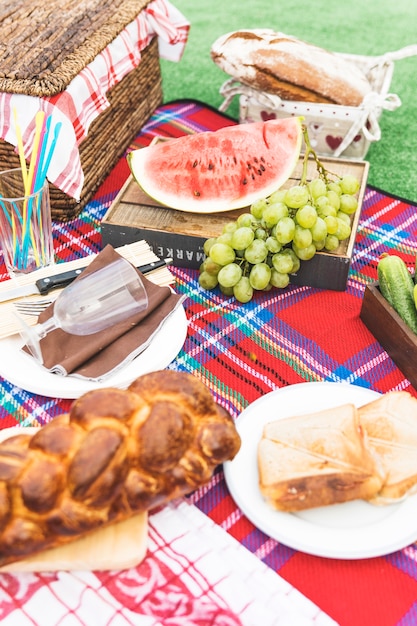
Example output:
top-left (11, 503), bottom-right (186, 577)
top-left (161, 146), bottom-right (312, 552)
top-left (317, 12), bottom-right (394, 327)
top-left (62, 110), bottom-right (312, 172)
top-left (0, 305), bottom-right (187, 399)
top-left (224, 381), bottom-right (417, 559)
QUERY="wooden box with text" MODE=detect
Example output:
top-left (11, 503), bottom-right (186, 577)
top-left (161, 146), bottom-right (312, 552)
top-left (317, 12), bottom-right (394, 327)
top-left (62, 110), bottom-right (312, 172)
top-left (101, 156), bottom-right (369, 291)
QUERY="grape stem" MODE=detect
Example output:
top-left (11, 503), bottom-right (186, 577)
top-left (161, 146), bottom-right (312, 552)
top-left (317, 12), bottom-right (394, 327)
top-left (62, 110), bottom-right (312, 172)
top-left (301, 125), bottom-right (338, 185)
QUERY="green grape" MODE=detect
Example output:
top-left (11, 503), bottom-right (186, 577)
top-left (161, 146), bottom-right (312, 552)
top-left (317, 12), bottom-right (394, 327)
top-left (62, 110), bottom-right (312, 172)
top-left (335, 218), bottom-right (351, 241)
top-left (336, 211), bottom-right (351, 226)
top-left (231, 226), bottom-right (255, 250)
top-left (293, 225), bottom-right (313, 249)
top-left (250, 198), bottom-right (268, 219)
top-left (255, 227), bottom-right (267, 240)
top-left (237, 212), bottom-right (257, 228)
top-left (339, 194), bottom-right (358, 215)
top-left (310, 216), bottom-right (327, 242)
top-left (339, 174), bottom-right (360, 195)
top-left (199, 271), bottom-right (218, 290)
top-left (203, 237), bottom-right (217, 256)
top-left (261, 202), bottom-right (288, 228)
top-left (217, 263), bottom-right (243, 288)
top-left (270, 269), bottom-right (290, 288)
top-left (316, 203), bottom-right (337, 218)
top-left (265, 236), bottom-right (281, 253)
top-left (284, 185), bottom-right (309, 209)
top-left (199, 168), bottom-right (360, 303)
top-left (281, 247), bottom-right (300, 273)
top-left (275, 216), bottom-right (296, 244)
top-left (249, 263), bottom-right (272, 290)
top-left (292, 242), bottom-right (316, 261)
top-left (327, 181), bottom-right (342, 195)
top-left (324, 234), bottom-right (340, 251)
top-left (272, 251), bottom-right (294, 274)
top-left (216, 232), bottom-right (233, 246)
top-left (204, 258), bottom-right (222, 276)
top-left (220, 284), bottom-right (234, 296)
top-left (315, 195), bottom-right (332, 213)
top-left (308, 177), bottom-right (327, 199)
top-left (233, 276), bottom-right (253, 303)
top-left (268, 189), bottom-right (287, 204)
top-left (244, 239), bottom-right (268, 264)
top-left (327, 190), bottom-right (341, 210)
top-left (295, 204), bottom-right (317, 229)
top-left (209, 242), bottom-right (236, 265)
top-left (324, 215), bottom-right (338, 234)
top-left (222, 221), bottom-right (238, 234)
top-left (313, 239), bottom-right (326, 251)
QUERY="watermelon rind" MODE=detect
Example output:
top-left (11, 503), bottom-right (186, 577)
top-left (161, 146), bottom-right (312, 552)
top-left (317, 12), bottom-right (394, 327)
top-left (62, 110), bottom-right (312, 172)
top-left (127, 117), bottom-right (303, 214)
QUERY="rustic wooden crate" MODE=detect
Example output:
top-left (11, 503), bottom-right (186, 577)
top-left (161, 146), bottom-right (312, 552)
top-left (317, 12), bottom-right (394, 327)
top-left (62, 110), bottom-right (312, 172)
top-left (101, 155), bottom-right (369, 291)
top-left (360, 282), bottom-right (417, 388)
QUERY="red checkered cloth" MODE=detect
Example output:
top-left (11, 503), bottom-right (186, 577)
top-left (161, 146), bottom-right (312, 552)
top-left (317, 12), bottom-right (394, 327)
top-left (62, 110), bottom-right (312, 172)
top-left (0, 0), bottom-right (189, 199)
top-left (1, 100), bottom-right (417, 626)
top-left (0, 501), bottom-right (336, 625)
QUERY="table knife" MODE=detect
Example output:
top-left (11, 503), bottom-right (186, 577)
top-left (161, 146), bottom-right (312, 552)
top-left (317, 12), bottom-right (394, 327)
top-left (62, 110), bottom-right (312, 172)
top-left (0, 258), bottom-right (173, 303)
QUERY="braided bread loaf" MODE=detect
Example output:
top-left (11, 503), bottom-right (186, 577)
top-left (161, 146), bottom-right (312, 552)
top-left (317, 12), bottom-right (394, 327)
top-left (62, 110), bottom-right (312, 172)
top-left (0, 370), bottom-right (241, 568)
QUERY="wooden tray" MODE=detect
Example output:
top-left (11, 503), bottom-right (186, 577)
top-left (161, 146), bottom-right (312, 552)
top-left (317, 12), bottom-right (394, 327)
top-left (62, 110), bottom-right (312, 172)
top-left (360, 282), bottom-right (417, 389)
top-left (102, 155), bottom-right (369, 291)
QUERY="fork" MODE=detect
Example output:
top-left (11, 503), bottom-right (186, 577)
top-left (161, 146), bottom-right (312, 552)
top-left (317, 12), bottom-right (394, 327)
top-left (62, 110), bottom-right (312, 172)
top-left (14, 298), bottom-right (56, 316)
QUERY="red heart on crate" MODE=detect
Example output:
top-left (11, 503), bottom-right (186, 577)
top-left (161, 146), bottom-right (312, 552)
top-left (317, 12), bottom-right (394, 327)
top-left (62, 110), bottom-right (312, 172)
top-left (326, 135), bottom-right (343, 150)
top-left (261, 111), bottom-right (276, 121)
top-left (353, 134), bottom-right (362, 142)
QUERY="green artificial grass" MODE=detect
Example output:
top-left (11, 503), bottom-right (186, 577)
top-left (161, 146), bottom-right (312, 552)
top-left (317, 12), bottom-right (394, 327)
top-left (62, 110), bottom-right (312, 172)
top-left (160, 0), bottom-right (417, 202)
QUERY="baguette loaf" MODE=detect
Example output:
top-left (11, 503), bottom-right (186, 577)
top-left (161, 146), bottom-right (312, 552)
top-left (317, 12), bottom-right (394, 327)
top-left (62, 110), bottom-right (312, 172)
top-left (211, 29), bottom-right (372, 106)
top-left (0, 370), bottom-right (241, 568)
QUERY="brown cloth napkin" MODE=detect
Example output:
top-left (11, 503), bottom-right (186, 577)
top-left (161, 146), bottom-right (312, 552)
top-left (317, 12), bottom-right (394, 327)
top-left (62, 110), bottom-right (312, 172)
top-left (30, 245), bottom-right (185, 380)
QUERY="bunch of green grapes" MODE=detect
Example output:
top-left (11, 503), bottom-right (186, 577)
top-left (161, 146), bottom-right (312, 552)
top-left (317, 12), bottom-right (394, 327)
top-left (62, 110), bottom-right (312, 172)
top-left (198, 173), bottom-right (361, 303)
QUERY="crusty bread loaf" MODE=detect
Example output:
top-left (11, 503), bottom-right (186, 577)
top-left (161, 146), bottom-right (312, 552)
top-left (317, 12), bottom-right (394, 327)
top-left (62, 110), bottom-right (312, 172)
top-left (0, 370), bottom-right (241, 568)
top-left (358, 391), bottom-right (417, 504)
top-left (258, 403), bottom-right (386, 511)
top-left (211, 29), bottom-right (372, 106)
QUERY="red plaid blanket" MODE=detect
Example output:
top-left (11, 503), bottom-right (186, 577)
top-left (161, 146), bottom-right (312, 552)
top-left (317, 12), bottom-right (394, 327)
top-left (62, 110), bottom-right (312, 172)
top-left (1, 99), bottom-right (417, 626)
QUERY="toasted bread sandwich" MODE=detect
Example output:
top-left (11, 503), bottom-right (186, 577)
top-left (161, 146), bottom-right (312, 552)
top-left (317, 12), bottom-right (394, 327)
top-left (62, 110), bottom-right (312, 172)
top-left (358, 391), bottom-right (417, 504)
top-left (258, 403), bottom-right (386, 512)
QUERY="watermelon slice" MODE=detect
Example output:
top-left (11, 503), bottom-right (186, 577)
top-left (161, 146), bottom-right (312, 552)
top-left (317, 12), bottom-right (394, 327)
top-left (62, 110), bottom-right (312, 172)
top-left (127, 117), bottom-right (303, 213)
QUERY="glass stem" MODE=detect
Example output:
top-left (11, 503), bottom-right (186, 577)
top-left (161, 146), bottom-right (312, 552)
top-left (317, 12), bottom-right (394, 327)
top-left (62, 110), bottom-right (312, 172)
top-left (37, 317), bottom-right (58, 339)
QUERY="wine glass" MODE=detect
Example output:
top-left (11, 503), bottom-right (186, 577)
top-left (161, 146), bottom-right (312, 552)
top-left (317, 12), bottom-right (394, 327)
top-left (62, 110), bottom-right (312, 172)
top-left (18, 256), bottom-right (149, 363)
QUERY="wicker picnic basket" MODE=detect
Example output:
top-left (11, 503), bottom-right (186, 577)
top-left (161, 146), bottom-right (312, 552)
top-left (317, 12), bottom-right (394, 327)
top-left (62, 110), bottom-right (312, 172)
top-left (0, 0), bottom-right (163, 221)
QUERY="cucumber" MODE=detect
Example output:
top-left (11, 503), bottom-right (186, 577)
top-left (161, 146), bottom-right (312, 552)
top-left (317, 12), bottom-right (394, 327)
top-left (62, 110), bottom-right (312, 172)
top-left (377, 254), bottom-right (417, 334)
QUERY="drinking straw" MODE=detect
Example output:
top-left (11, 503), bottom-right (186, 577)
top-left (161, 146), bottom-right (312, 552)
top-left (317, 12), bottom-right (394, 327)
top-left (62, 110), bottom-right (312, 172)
top-left (33, 118), bottom-right (62, 263)
top-left (36, 119), bottom-right (62, 188)
top-left (18, 110), bottom-right (45, 268)
top-left (10, 109), bottom-right (61, 269)
top-left (32, 115), bottom-right (51, 194)
top-left (11, 204), bottom-right (21, 268)
top-left (0, 196), bottom-right (18, 267)
top-left (12, 108), bottom-right (29, 189)
top-left (25, 110), bottom-right (45, 197)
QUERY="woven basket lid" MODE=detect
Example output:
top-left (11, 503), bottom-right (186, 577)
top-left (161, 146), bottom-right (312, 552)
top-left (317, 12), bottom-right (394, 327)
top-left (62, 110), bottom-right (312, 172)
top-left (0, 0), bottom-right (150, 97)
